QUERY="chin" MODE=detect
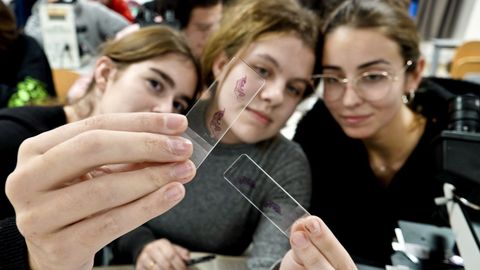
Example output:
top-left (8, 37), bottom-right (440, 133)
top-left (229, 129), bottom-right (270, 144)
top-left (341, 127), bottom-right (374, 140)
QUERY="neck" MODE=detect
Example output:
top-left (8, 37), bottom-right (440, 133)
top-left (364, 105), bottom-right (426, 184)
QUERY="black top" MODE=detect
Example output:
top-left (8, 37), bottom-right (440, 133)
top-left (0, 34), bottom-right (56, 107)
top-left (293, 78), bottom-right (479, 265)
top-left (0, 105), bottom-right (66, 220)
top-left (0, 217), bottom-right (29, 270)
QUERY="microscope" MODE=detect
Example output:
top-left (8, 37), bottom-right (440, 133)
top-left (434, 94), bottom-right (480, 270)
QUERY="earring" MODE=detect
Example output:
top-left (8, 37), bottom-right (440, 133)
top-left (402, 89), bottom-right (415, 104)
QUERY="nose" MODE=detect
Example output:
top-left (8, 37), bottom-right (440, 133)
top-left (259, 80), bottom-right (284, 105)
top-left (341, 80), bottom-right (363, 107)
top-left (151, 96), bottom-right (174, 113)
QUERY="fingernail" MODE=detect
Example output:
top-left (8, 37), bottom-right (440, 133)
top-left (166, 114), bottom-right (186, 130)
top-left (305, 218), bottom-right (321, 235)
top-left (167, 138), bottom-right (192, 155)
top-left (164, 186), bottom-right (183, 202)
top-left (173, 162), bottom-right (194, 179)
top-left (291, 231), bottom-right (309, 248)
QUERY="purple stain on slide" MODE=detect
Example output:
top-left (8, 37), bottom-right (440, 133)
top-left (209, 108), bottom-right (225, 137)
top-left (237, 176), bottom-right (256, 190)
top-left (234, 75), bottom-right (247, 100)
top-left (263, 200), bottom-right (282, 215)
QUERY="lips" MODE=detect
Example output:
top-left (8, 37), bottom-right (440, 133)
top-left (341, 114), bottom-right (372, 125)
top-left (246, 107), bottom-right (272, 125)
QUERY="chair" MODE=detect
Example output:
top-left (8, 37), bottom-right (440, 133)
top-left (52, 69), bottom-right (80, 103)
top-left (450, 41), bottom-right (480, 80)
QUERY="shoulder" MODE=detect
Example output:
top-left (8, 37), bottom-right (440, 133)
top-left (265, 135), bottom-right (308, 163)
top-left (259, 135), bottom-right (311, 184)
top-left (294, 99), bottom-right (344, 143)
top-left (21, 34), bottom-right (43, 51)
top-left (413, 77), bottom-right (480, 128)
top-left (0, 106), bottom-right (66, 136)
top-left (293, 99), bottom-right (354, 154)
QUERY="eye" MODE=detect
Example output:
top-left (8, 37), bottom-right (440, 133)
top-left (323, 76), bottom-right (341, 85)
top-left (253, 65), bottom-right (271, 79)
top-left (361, 72), bottom-right (388, 82)
top-left (172, 99), bottom-right (190, 114)
top-left (286, 82), bottom-right (307, 97)
top-left (148, 79), bottom-right (165, 94)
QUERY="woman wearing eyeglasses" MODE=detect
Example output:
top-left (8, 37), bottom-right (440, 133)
top-left (293, 0), bottom-right (457, 266)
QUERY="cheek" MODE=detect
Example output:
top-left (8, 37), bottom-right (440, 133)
top-left (105, 88), bottom-right (151, 113)
top-left (324, 100), bottom-right (342, 119)
top-left (369, 95), bottom-right (403, 126)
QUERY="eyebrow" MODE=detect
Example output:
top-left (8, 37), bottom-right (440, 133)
top-left (257, 53), bottom-right (281, 71)
top-left (149, 68), bottom-right (175, 88)
top-left (322, 59), bottom-right (392, 71)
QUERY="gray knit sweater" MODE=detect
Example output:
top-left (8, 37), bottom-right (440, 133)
top-left (113, 105), bottom-right (312, 269)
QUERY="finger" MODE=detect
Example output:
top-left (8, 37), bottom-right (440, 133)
top-left (136, 252), bottom-right (152, 270)
top-left (153, 244), bottom-right (173, 270)
top-left (279, 250), bottom-right (303, 270)
top-left (25, 160), bottom-right (196, 233)
top-left (304, 216), bottom-right (356, 270)
top-left (20, 113), bottom-right (188, 159)
top-left (154, 240), bottom-right (186, 270)
top-left (162, 246), bottom-right (187, 270)
top-left (290, 230), bottom-right (334, 270)
top-left (16, 130), bottom-right (193, 192)
top-left (54, 182), bottom-right (187, 258)
top-left (144, 242), bottom-right (170, 270)
top-left (174, 245), bottom-right (190, 261)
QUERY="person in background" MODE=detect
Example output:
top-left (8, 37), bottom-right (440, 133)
top-left (138, 0), bottom-right (223, 58)
top-left (0, 25), bottom-right (202, 222)
top-left (112, 0), bottom-right (318, 269)
top-left (25, 0), bottom-right (130, 58)
top-left (293, 0), bottom-right (474, 266)
top-left (0, 0), bottom-right (55, 108)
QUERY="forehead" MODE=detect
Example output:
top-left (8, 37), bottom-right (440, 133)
top-left (245, 33), bottom-right (315, 76)
top-left (323, 27), bottom-right (404, 67)
top-left (138, 54), bottom-right (197, 94)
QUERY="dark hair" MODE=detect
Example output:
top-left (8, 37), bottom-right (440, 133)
top-left (323, 0), bottom-right (420, 72)
top-left (0, 1), bottom-right (18, 52)
top-left (175, 0), bottom-right (222, 29)
top-left (147, 0), bottom-right (222, 29)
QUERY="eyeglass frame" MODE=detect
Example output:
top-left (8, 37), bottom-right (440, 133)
top-left (311, 60), bottom-right (414, 102)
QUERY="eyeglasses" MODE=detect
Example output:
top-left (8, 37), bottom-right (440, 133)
top-left (312, 60), bottom-right (413, 102)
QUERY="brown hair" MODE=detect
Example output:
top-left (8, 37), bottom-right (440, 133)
top-left (201, 0), bottom-right (319, 86)
top-left (323, 0), bottom-right (420, 72)
top-left (73, 25), bottom-right (202, 117)
top-left (0, 1), bottom-right (18, 52)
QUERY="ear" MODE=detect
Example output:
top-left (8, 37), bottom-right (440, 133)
top-left (212, 52), bottom-right (229, 79)
top-left (93, 56), bottom-right (115, 93)
top-left (406, 58), bottom-right (425, 93)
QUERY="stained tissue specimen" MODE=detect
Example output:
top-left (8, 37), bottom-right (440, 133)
top-left (234, 75), bottom-right (247, 100)
top-left (209, 108), bottom-right (225, 137)
top-left (263, 199), bottom-right (282, 215)
top-left (237, 176), bottom-right (256, 190)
